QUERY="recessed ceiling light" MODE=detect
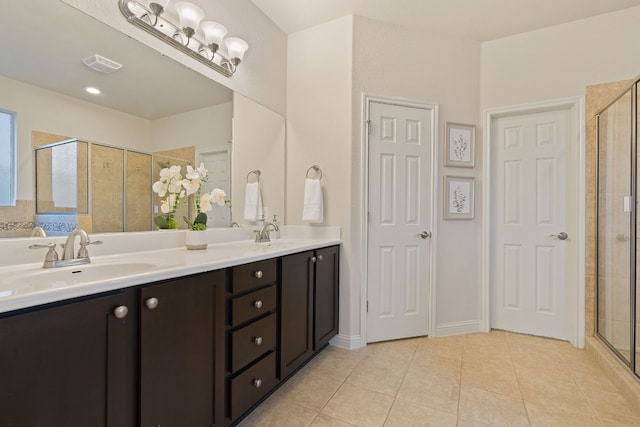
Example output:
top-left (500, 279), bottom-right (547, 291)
top-left (86, 87), bottom-right (101, 95)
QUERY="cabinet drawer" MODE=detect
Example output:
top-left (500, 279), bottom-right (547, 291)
top-left (231, 285), bottom-right (276, 327)
top-left (232, 259), bottom-right (277, 293)
top-left (231, 314), bottom-right (276, 373)
top-left (230, 352), bottom-right (277, 420)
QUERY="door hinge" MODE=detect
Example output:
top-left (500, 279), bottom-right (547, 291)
top-left (366, 120), bottom-right (372, 135)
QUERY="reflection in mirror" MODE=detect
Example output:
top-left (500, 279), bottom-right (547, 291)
top-left (0, 0), bottom-right (285, 237)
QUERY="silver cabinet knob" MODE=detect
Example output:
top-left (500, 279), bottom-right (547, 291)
top-left (145, 297), bottom-right (159, 309)
top-left (253, 378), bottom-right (262, 388)
top-left (113, 305), bottom-right (128, 319)
top-left (253, 300), bottom-right (263, 309)
top-left (254, 270), bottom-right (263, 279)
top-left (549, 232), bottom-right (568, 240)
top-left (419, 231), bottom-right (432, 239)
top-left (311, 256), bottom-right (317, 263)
top-left (253, 336), bottom-right (263, 346)
top-left (317, 254), bottom-right (323, 261)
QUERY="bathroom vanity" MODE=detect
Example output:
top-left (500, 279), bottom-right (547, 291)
top-left (0, 229), bottom-right (340, 426)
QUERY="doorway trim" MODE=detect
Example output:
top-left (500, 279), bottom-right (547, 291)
top-left (360, 93), bottom-right (439, 345)
top-left (482, 96), bottom-right (585, 348)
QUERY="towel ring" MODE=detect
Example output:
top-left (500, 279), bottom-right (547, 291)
top-left (246, 170), bottom-right (261, 183)
top-left (306, 165), bottom-right (322, 180)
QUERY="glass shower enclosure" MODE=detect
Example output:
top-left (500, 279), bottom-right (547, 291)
top-left (596, 79), bottom-right (639, 378)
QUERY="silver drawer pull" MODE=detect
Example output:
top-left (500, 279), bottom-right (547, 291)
top-left (254, 270), bottom-right (263, 279)
top-left (311, 256), bottom-right (317, 263)
top-left (253, 300), bottom-right (263, 309)
top-left (253, 336), bottom-right (263, 346)
top-left (145, 297), bottom-right (159, 309)
top-left (253, 378), bottom-right (262, 388)
top-left (113, 305), bottom-right (128, 319)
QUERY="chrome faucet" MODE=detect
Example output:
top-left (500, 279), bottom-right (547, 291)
top-left (29, 228), bottom-right (102, 268)
top-left (254, 222), bottom-right (279, 243)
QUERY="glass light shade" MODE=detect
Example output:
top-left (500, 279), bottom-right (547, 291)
top-left (224, 37), bottom-right (249, 64)
top-left (174, 2), bottom-right (204, 32)
top-left (201, 21), bottom-right (227, 46)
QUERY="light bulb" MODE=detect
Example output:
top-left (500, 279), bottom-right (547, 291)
top-left (201, 21), bottom-right (227, 52)
top-left (174, 2), bottom-right (204, 39)
top-left (224, 37), bottom-right (248, 66)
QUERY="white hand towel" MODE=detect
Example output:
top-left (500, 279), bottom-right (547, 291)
top-left (302, 178), bottom-right (323, 222)
top-left (243, 182), bottom-right (263, 221)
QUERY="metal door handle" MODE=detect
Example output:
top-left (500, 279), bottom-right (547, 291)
top-left (145, 297), bottom-right (159, 309)
top-left (549, 232), bottom-right (568, 240)
top-left (418, 231), bottom-right (432, 239)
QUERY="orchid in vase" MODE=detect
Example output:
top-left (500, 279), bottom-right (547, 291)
top-left (152, 163), bottom-right (228, 230)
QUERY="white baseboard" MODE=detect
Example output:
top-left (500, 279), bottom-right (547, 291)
top-left (330, 334), bottom-right (365, 350)
top-left (435, 320), bottom-right (481, 337)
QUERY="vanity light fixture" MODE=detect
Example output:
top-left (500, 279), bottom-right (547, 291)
top-left (85, 87), bottom-right (101, 95)
top-left (118, 0), bottom-right (249, 77)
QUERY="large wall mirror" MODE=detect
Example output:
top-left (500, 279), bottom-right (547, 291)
top-left (0, 0), bottom-right (285, 237)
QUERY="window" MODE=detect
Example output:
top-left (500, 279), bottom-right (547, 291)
top-left (0, 109), bottom-right (16, 206)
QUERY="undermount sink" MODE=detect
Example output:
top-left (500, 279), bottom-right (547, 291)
top-left (0, 261), bottom-right (160, 296)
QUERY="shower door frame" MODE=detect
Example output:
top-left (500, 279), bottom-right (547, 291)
top-left (595, 79), bottom-right (638, 376)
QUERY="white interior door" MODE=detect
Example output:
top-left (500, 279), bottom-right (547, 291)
top-left (367, 101), bottom-right (433, 343)
top-left (198, 149), bottom-right (230, 227)
top-left (490, 108), bottom-right (576, 340)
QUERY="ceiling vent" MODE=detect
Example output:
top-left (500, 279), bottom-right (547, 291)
top-left (82, 54), bottom-right (123, 74)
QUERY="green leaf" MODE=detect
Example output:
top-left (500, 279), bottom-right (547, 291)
top-left (154, 215), bottom-right (168, 229)
top-left (194, 212), bottom-right (207, 225)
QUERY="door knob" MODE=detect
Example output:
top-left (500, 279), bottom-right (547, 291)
top-left (113, 305), bottom-right (128, 319)
top-left (549, 232), bottom-right (568, 240)
top-left (418, 231), bottom-right (432, 239)
top-left (145, 297), bottom-right (159, 309)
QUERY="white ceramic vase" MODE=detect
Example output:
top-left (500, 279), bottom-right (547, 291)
top-left (185, 230), bottom-right (208, 250)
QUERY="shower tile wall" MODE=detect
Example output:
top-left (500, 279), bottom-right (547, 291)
top-left (126, 151), bottom-right (153, 232)
top-left (91, 145), bottom-right (124, 233)
top-left (585, 79), bottom-right (634, 337)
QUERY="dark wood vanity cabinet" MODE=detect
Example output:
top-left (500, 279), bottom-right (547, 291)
top-left (227, 259), bottom-right (279, 421)
top-left (139, 270), bottom-right (226, 427)
top-left (280, 245), bottom-right (340, 379)
top-left (0, 245), bottom-right (339, 426)
top-left (0, 289), bottom-right (138, 427)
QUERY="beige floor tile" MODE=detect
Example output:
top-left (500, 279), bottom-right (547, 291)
top-left (411, 352), bottom-right (462, 380)
top-left (583, 388), bottom-right (640, 421)
top-left (321, 383), bottom-right (394, 427)
top-left (461, 361), bottom-right (521, 398)
top-left (458, 386), bottom-right (529, 426)
top-left (510, 349), bottom-right (569, 372)
top-left (520, 383), bottom-right (595, 416)
top-left (303, 346), bottom-right (365, 382)
top-left (456, 417), bottom-right (491, 426)
top-left (571, 370), bottom-right (621, 394)
top-left (416, 337), bottom-right (464, 361)
top-left (598, 414), bottom-right (640, 427)
top-left (384, 398), bottom-right (457, 427)
top-left (525, 401), bottom-right (602, 427)
top-left (396, 366), bottom-right (460, 414)
top-left (515, 366), bottom-right (578, 399)
top-left (274, 369), bottom-right (342, 411)
top-left (345, 356), bottom-right (408, 396)
top-left (310, 414), bottom-right (358, 426)
top-left (239, 395), bottom-right (319, 427)
top-left (462, 347), bottom-right (513, 367)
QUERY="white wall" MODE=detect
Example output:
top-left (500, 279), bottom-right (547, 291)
top-left (152, 102), bottom-right (232, 153)
top-left (63, 0), bottom-right (288, 116)
top-left (0, 74), bottom-right (151, 202)
top-left (232, 94), bottom-right (286, 225)
top-left (286, 16), bottom-right (354, 336)
top-left (352, 17), bottom-right (482, 335)
top-left (481, 6), bottom-right (640, 110)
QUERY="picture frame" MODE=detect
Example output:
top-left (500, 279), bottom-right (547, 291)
top-left (444, 122), bottom-right (475, 167)
top-left (443, 176), bottom-right (475, 220)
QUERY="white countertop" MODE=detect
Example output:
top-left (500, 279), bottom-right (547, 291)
top-left (0, 226), bottom-right (341, 314)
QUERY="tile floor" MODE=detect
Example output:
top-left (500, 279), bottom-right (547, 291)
top-left (239, 331), bottom-right (640, 426)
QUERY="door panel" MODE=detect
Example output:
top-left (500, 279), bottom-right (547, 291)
top-left (367, 101), bottom-right (433, 343)
top-left (491, 108), bottom-right (574, 340)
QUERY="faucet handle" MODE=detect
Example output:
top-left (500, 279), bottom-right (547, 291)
top-left (29, 243), bottom-right (59, 266)
top-left (78, 239), bottom-right (103, 258)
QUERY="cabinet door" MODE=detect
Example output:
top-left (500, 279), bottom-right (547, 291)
top-left (314, 245), bottom-right (340, 350)
top-left (280, 251), bottom-right (314, 379)
top-left (140, 271), bottom-right (225, 427)
top-left (0, 290), bottom-right (137, 427)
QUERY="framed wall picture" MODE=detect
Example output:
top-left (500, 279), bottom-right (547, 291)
top-left (444, 122), bottom-right (475, 167)
top-left (444, 176), bottom-right (475, 220)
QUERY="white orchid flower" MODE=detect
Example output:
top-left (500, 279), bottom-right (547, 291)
top-left (199, 192), bottom-right (214, 213)
top-left (152, 180), bottom-right (168, 197)
top-left (211, 188), bottom-right (227, 206)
